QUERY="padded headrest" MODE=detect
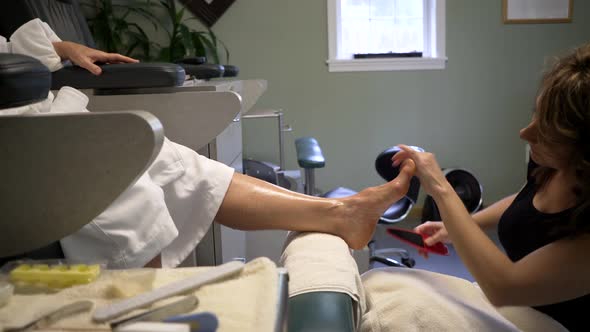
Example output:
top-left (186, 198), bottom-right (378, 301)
top-left (375, 146), bottom-right (423, 203)
top-left (443, 168), bottom-right (483, 213)
top-left (0, 53), bottom-right (51, 109)
top-left (421, 168), bottom-right (483, 222)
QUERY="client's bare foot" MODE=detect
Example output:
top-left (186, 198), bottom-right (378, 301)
top-left (332, 160), bottom-right (416, 249)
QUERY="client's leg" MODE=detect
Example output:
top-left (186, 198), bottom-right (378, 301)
top-left (215, 160), bottom-right (415, 249)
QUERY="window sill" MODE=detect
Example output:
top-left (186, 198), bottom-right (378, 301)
top-left (326, 57), bottom-right (447, 72)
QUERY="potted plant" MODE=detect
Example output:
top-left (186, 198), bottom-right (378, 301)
top-left (81, 0), bottom-right (229, 64)
top-left (157, 0), bottom-right (229, 64)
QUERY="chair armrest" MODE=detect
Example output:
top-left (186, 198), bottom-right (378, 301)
top-left (87, 90), bottom-right (241, 152)
top-left (175, 56), bottom-right (206, 65)
top-left (0, 111), bottom-right (163, 257)
top-left (222, 64), bottom-right (239, 77)
top-left (295, 137), bottom-right (325, 169)
top-left (180, 63), bottom-right (225, 79)
top-left (288, 292), bottom-right (355, 332)
top-left (51, 63), bottom-right (185, 90)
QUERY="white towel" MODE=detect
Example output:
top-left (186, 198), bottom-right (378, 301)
top-left (280, 233), bottom-right (568, 332)
top-left (280, 232), bottom-right (366, 329)
top-left (0, 257), bottom-right (279, 332)
top-left (361, 267), bottom-right (521, 332)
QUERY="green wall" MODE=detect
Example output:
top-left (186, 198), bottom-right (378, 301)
top-left (209, 0), bottom-right (588, 203)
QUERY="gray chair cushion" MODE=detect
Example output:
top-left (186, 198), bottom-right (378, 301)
top-left (0, 53), bottom-right (51, 109)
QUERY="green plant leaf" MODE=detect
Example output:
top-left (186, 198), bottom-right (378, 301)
top-left (190, 31), bottom-right (206, 58)
top-left (196, 32), bottom-right (219, 64)
top-left (178, 24), bottom-right (194, 57)
top-left (83, 0), bottom-right (230, 64)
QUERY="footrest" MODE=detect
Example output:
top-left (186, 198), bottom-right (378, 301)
top-left (288, 292), bottom-right (355, 332)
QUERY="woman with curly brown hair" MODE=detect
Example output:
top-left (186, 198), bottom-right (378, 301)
top-left (395, 43), bottom-right (590, 331)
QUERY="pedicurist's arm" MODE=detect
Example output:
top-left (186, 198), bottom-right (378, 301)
top-left (416, 193), bottom-right (517, 247)
top-left (470, 193), bottom-right (517, 230)
top-left (392, 145), bottom-right (590, 307)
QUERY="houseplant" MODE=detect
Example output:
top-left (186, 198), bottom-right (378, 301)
top-left (81, 0), bottom-right (229, 64)
top-left (157, 0), bottom-right (229, 64)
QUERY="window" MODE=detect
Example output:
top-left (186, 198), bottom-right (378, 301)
top-left (327, 0), bottom-right (446, 72)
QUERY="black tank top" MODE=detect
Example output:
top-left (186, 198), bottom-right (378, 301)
top-left (498, 161), bottom-right (588, 331)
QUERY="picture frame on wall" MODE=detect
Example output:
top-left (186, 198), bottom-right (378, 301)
top-left (502, 0), bottom-right (573, 24)
top-left (180, 0), bottom-right (236, 27)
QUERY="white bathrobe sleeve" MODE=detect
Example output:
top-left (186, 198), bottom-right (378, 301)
top-left (0, 36), bottom-right (10, 53)
top-left (8, 18), bottom-right (63, 72)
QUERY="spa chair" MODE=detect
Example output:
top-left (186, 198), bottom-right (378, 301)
top-left (0, 53), bottom-right (165, 263)
top-left (0, 53), bottom-right (329, 332)
top-left (0, 0), bottom-right (242, 155)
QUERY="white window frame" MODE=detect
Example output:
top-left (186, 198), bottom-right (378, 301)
top-left (326, 0), bottom-right (446, 72)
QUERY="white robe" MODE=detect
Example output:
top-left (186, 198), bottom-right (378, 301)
top-left (0, 19), bottom-right (234, 268)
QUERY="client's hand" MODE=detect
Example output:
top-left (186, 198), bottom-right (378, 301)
top-left (334, 159), bottom-right (416, 249)
top-left (52, 41), bottom-right (139, 75)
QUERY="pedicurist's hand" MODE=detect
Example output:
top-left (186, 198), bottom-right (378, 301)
top-left (391, 144), bottom-right (451, 199)
top-left (52, 41), bottom-right (139, 75)
top-left (413, 221), bottom-right (450, 259)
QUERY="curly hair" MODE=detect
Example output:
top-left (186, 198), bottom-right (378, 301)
top-left (534, 43), bottom-right (590, 237)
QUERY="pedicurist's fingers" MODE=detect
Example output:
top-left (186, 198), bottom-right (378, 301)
top-left (382, 159), bottom-right (415, 197)
top-left (399, 159), bottom-right (416, 177)
top-left (414, 221), bottom-right (436, 235)
top-left (418, 249), bottom-right (429, 259)
top-left (391, 144), bottom-right (417, 167)
top-left (415, 221), bottom-right (450, 246)
top-left (423, 232), bottom-right (443, 246)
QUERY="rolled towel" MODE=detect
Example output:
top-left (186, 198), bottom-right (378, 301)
top-left (280, 231), bottom-right (366, 328)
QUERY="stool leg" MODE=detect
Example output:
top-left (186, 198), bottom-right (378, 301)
top-left (304, 168), bottom-right (315, 196)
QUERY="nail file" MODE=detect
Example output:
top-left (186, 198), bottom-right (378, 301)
top-left (5, 300), bottom-right (93, 331)
top-left (93, 261), bottom-right (244, 322)
top-left (386, 227), bottom-right (449, 256)
top-left (110, 295), bottom-right (198, 330)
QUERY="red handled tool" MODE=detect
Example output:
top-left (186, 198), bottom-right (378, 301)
top-left (386, 227), bottom-right (449, 256)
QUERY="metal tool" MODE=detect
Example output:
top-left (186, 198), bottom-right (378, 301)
top-left (0, 282), bottom-right (13, 307)
top-left (110, 295), bottom-right (199, 330)
top-left (164, 312), bottom-right (219, 332)
top-left (4, 300), bottom-right (93, 331)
